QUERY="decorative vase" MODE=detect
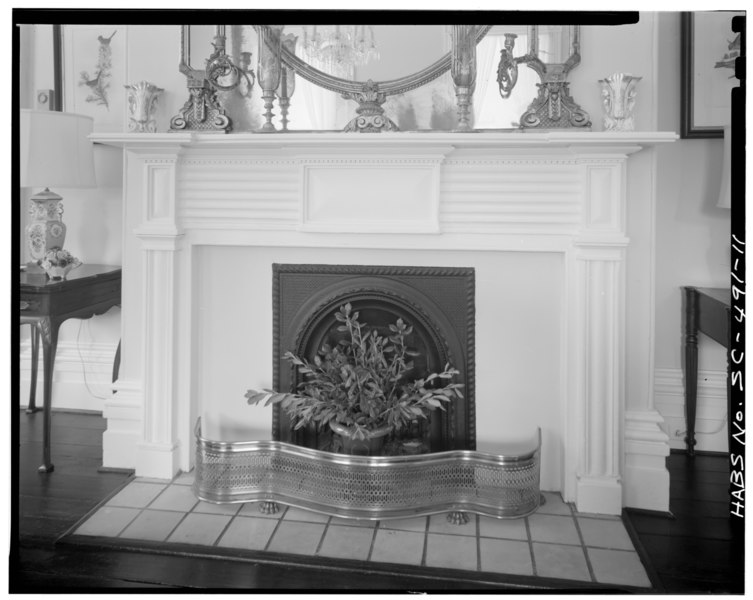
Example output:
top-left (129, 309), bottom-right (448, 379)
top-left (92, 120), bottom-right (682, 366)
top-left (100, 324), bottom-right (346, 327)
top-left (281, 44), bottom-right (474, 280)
top-left (257, 25), bottom-right (284, 132)
top-left (450, 25), bottom-right (478, 132)
top-left (329, 421), bottom-right (393, 456)
top-left (599, 73), bottom-right (641, 132)
top-left (26, 191), bottom-right (66, 262)
top-left (45, 261), bottom-right (80, 280)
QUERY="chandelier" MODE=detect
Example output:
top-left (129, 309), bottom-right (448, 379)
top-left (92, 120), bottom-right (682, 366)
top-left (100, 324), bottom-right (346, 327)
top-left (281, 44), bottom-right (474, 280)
top-left (301, 26), bottom-right (379, 76)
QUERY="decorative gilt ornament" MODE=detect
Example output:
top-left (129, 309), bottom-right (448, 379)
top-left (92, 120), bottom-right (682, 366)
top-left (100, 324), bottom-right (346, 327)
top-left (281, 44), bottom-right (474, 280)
top-left (520, 81), bottom-right (591, 129)
top-left (169, 81), bottom-right (231, 132)
top-left (171, 25), bottom-right (250, 133)
top-left (342, 80), bottom-right (399, 133)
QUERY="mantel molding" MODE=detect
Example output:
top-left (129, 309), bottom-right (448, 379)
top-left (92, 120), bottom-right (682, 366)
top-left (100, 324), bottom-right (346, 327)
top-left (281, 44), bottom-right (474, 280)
top-left (92, 131), bottom-right (678, 154)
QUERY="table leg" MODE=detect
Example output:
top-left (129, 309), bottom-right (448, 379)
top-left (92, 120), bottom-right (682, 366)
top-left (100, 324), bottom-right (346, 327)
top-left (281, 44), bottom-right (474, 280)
top-left (683, 287), bottom-right (699, 457)
top-left (26, 322), bottom-right (41, 414)
top-left (38, 318), bottom-right (58, 473)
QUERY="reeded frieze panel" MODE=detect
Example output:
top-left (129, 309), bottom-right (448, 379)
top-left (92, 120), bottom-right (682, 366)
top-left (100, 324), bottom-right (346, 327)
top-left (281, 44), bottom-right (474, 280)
top-left (177, 158), bottom-right (300, 229)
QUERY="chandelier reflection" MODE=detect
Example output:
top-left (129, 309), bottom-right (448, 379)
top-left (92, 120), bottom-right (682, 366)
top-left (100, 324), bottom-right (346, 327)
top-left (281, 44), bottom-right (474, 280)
top-left (301, 26), bottom-right (379, 77)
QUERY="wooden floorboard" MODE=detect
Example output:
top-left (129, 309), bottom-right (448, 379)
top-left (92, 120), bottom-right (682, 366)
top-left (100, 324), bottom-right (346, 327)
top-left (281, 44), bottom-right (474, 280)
top-left (625, 450), bottom-right (745, 594)
top-left (13, 410), bottom-right (746, 592)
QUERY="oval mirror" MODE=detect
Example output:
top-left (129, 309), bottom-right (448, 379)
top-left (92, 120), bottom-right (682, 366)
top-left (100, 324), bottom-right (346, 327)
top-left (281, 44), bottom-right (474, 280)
top-left (175, 24), bottom-right (552, 132)
top-left (284, 25), bottom-right (451, 81)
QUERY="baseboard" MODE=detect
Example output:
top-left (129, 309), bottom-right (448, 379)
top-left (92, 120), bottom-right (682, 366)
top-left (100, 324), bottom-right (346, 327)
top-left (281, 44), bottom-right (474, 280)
top-left (19, 340), bottom-right (119, 412)
top-left (654, 368), bottom-right (727, 453)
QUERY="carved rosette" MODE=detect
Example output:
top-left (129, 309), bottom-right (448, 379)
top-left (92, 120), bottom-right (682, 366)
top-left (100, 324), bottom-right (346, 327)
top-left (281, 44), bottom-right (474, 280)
top-left (519, 81), bottom-right (591, 129)
top-left (342, 80), bottom-right (399, 133)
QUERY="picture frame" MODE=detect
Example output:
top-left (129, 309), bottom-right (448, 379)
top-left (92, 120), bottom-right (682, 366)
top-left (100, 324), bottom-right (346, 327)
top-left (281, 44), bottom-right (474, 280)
top-left (680, 11), bottom-right (741, 139)
top-left (61, 25), bottom-right (128, 132)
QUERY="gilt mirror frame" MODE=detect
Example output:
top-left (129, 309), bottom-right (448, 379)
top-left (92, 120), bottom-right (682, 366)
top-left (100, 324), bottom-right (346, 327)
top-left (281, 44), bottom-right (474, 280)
top-left (265, 25), bottom-right (492, 96)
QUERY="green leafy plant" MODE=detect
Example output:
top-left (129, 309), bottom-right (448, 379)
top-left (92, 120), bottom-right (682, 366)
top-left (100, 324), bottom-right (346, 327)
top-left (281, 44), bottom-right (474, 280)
top-left (246, 303), bottom-right (464, 441)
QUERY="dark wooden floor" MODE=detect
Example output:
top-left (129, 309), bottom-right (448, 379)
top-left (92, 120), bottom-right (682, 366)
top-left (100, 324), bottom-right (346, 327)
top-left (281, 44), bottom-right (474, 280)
top-left (624, 451), bottom-right (745, 594)
top-left (10, 410), bottom-right (746, 593)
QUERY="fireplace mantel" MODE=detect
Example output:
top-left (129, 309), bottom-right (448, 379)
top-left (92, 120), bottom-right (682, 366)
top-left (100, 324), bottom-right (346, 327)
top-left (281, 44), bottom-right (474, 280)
top-left (95, 130), bottom-right (677, 515)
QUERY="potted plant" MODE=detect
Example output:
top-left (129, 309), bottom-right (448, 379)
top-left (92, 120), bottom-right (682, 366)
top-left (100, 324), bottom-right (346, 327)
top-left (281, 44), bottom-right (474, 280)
top-left (246, 303), bottom-right (464, 455)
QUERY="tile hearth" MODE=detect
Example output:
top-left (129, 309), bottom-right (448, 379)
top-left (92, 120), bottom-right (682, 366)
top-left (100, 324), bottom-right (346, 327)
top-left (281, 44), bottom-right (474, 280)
top-left (68, 472), bottom-right (651, 589)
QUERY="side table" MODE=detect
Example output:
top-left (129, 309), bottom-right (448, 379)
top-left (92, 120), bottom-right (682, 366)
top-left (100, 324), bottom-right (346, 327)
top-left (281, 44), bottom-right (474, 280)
top-left (20, 264), bottom-right (122, 472)
top-left (682, 286), bottom-right (731, 457)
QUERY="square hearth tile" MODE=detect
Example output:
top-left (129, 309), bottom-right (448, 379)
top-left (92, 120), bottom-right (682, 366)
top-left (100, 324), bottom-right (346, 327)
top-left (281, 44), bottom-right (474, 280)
top-left (329, 516), bottom-right (378, 528)
top-left (149, 484), bottom-right (200, 512)
top-left (237, 502), bottom-right (285, 518)
top-left (172, 471), bottom-right (195, 486)
top-left (105, 481), bottom-right (167, 509)
top-left (282, 506), bottom-right (330, 523)
top-left (378, 516), bottom-right (428, 532)
top-left (74, 506), bottom-right (140, 537)
top-left (317, 524), bottom-right (375, 561)
top-left (532, 542), bottom-right (591, 582)
top-left (119, 509), bottom-right (185, 542)
top-left (479, 537), bottom-right (534, 576)
top-left (577, 517), bottom-right (635, 550)
top-left (428, 513), bottom-right (477, 536)
top-left (216, 515), bottom-right (279, 551)
top-left (192, 500), bottom-right (242, 516)
top-left (370, 529), bottom-right (425, 566)
top-left (478, 515), bottom-right (528, 540)
top-left (167, 512), bottom-right (233, 546)
top-left (536, 492), bottom-right (574, 516)
top-left (425, 532), bottom-right (478, 571)
top-left (527, 514), bottom-right (581, 545)
top-left (587, 547), bottom-right (651, 587)
top-left (266, 521), bottom-right (326, 555)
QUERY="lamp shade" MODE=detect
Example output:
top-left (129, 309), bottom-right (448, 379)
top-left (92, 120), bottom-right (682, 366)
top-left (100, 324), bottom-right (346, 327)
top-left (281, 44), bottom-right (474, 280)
top-left (20, 109), bottom-right (96, 189)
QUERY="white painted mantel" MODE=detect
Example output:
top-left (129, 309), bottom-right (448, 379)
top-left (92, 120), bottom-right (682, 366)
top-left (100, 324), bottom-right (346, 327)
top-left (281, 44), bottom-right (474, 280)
top-left (94, 130), bottom-right (677, 515)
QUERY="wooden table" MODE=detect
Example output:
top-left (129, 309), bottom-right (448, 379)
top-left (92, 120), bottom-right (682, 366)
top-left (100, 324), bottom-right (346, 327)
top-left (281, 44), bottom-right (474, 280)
top-left (682, 287), bottom-right (731, 457)
top-left (20, 264), bottom-right (121, 472)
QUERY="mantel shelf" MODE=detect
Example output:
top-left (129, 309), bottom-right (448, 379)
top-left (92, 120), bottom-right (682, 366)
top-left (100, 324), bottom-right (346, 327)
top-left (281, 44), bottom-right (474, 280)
top-left (91, 130), bottom-right (678, 153)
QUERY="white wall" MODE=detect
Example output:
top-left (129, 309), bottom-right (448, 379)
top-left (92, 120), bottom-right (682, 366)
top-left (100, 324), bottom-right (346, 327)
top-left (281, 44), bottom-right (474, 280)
top-left (21, 17), bottom-right (728, 454)
top-left (653, 12), bottom-right (730, 452)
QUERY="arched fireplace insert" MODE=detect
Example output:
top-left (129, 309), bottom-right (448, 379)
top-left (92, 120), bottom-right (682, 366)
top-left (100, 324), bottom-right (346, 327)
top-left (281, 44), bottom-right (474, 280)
top-left (272, 264), bottom-right (476, 453)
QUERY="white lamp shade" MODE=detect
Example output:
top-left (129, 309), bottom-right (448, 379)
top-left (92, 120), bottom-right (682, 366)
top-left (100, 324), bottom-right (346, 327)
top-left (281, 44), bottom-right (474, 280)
top-left (20, 109), bottom-right (96, 189)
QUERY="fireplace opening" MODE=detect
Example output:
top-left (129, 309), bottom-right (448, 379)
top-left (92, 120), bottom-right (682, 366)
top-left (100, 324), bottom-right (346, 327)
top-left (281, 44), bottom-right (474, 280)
top-left (272, 264), bottom-right (475, 453)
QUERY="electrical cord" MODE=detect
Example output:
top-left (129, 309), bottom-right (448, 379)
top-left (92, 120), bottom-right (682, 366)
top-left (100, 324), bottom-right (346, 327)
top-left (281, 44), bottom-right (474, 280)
top-left (77, 320), bottom-right (111, 400)
top-left (675, 411), bottom-right (728, 438)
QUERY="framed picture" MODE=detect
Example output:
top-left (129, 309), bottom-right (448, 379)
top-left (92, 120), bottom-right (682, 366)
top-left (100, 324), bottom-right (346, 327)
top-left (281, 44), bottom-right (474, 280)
top-left (61, 25), bottom-right (128, 132)
top-left (680, 11), bottom-right (742, 139)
